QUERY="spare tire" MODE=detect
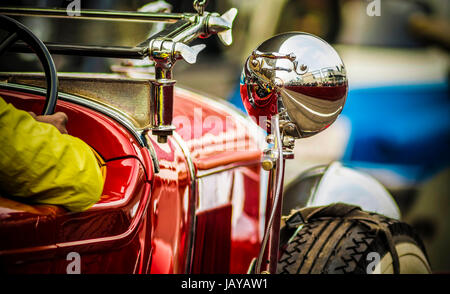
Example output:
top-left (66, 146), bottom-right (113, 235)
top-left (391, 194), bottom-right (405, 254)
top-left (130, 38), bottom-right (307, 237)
top-left (277, 204), bottom-right (431, 274)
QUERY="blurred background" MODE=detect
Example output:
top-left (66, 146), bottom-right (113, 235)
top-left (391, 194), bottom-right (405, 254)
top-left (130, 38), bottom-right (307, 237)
top-left (0, 0), bottom-right (449, 272)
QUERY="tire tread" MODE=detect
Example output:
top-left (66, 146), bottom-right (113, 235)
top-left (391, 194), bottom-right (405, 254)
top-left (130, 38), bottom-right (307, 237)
top-left (277, 212), bottom-right (429, 274)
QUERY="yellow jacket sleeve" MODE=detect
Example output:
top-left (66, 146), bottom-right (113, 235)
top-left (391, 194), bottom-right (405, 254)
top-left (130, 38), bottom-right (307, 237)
top-left (0, 97), bottom-right (103, 212)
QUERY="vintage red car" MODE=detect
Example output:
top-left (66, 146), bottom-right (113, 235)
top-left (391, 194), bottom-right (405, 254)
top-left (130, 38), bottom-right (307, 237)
top-left (0, 1), bottom-right (431, 274)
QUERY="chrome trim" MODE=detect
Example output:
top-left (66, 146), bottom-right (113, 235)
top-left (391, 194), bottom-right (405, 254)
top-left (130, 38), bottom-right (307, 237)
top-left (144, 138), bottom-right (160, 174)
top-left (256, 114), bottom-right (284, 273)
top-left (172, 131), bottom-right (197, 273)
top-left (0, 7), bottom-right (185, 23)
top-left (172, 131), bottom-right (196, 182)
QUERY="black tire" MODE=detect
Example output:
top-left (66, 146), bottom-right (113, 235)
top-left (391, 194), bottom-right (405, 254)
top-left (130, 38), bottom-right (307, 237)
top-left (277, 212), bottom-right (431, 274)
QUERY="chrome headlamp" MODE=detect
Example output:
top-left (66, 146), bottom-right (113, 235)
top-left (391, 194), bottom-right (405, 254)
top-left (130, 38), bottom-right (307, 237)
top-left (240, 32), bottom-right (348, 138)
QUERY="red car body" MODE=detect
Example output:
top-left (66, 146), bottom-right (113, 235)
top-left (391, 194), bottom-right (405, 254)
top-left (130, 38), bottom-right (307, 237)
top-left (0, 86), bottom-right (265, 274)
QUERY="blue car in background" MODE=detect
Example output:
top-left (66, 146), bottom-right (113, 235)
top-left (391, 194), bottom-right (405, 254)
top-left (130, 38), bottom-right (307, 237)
top-left (230, 59), bottom-right (449, 190)
top-left (342, 81), bottom-right (449, 185)
top-left (230, 0), bottom-right (449, 191)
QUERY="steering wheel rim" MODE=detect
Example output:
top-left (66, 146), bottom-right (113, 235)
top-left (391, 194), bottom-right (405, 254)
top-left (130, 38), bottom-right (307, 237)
top-left (0, 14), bottom-right (58, 115)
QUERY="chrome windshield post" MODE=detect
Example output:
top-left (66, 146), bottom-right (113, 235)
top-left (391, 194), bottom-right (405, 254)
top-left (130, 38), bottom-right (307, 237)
top-left (142, 1), bottom-right (236, 143)
top-left (150, 78), bottom-right (176, 143)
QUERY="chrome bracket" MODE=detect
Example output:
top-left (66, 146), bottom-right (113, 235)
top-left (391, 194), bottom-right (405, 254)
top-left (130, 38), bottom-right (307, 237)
top-left (261, 119), bottom-right (296, 171)
top-left (256, 115), bottom-right (285, 273)
top-left (250, 50), bottom-right (308, 78)
top-left (193, 0), bottom-right (208, 16)
top-left (257, 115), bottom-right (297, 273)
top-left (142, 2), bottom-right (237, 143)
top-left (149, 78), bottom-right (176, 143)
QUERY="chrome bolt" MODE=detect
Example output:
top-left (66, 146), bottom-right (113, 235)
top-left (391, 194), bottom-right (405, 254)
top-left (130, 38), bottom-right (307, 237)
top-left (262, 159), bottom-right (275, 171)
top-left (282, 135), bottom-right (295, 148)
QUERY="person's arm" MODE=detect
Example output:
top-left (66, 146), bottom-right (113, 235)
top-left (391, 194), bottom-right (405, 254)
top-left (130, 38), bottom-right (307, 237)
top-left (0, 97), bottom-right (103, 212)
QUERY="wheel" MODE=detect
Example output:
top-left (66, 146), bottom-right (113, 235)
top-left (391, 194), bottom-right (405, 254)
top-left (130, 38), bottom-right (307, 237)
top-left (277, 204), bottom-right (431, 274)
top-left (0, 14), bottom-right (58, 115)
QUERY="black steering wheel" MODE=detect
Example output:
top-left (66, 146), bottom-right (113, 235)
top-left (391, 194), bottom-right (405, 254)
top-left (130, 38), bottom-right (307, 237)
top-left (0, 14), bottom-right (58, 115)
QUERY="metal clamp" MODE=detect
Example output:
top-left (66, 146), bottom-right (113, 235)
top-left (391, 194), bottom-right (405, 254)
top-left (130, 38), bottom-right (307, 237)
top-left (193, 0), bottom-right (208, 16)
top-left (250, 50), bottom-right (308, 75)
top-left (149, 78), bottom-right (176, 143)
